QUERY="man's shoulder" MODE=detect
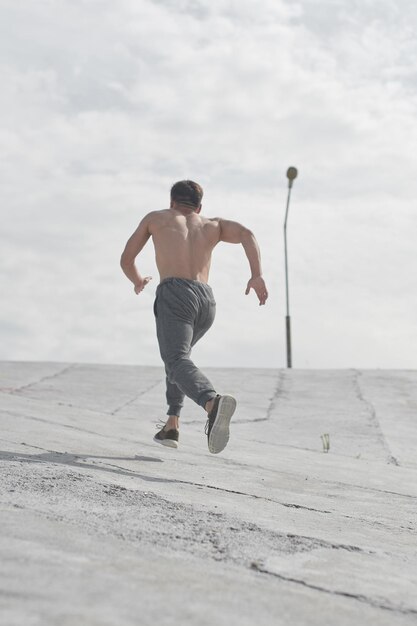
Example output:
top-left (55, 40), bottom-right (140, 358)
top-left (202, 215), bottom-right (221, 225)
top-left (143, 208), bottom-right (170, 223)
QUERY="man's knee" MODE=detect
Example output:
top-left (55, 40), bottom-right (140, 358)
top-left (166, 354), bottom-right (192, 383)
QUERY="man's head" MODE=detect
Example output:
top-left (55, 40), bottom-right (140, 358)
top-left (170, 180), bottom-right (203, 212)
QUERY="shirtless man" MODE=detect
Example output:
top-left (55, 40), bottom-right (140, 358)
top-left (120, 180), bottom-right (268, 454)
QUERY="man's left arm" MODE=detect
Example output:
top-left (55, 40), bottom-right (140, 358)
top-left (219, 218), bottom-right (269, 306)
top-left (120, 214), bottom-right (153, 294)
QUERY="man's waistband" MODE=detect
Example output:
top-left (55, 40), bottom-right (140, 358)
top-left (157, 277), bottom-right (213, 294)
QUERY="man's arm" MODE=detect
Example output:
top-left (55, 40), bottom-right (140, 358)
top-left (219, 219), bottom-right (268, 306)
top-left (120, 214), bottom-right (153, 294)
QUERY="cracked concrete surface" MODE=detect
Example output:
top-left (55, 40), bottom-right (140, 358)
top-left (1, 362), bottom-right (417, 626)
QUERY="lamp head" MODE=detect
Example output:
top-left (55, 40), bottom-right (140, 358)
top-left (286, 166), bottom-right (298, 188)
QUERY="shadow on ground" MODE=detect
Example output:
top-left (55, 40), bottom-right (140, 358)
top-left (0, 449), bottom-right (171, 483)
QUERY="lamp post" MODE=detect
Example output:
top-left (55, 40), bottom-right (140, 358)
top-left (284, 166), bottom-right (298, 368)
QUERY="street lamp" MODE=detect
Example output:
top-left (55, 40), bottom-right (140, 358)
top-left (284, 166), bottom-right (298, 368)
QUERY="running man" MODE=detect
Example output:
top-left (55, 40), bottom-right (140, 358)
top-left (120, 180), bottom-right (268, 454)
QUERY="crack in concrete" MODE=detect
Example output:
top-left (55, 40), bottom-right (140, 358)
top-left (233, 417), bottom-right (269, 424)
top-left (186, 417), bottom-right (269, 426)
top-left (207, 452), bottom-right (417, 502)
top-left (7, 364), bottom-right (77, 395)
top-left (352, 370), bottom-right (399, 466)
top-left (3, 376), bottom-right (164, 419)
top-left (191, 481), bottom-right (333, 514)
top-left (251, 563), bottom-right (417, 616)
top-left (110, 379), bottom-right (163, 415)
top-left (0, 409), bottom-right (141, 445)
top-left (186, 371), bottom-right (284, 426)
top-left (265, 370), bottom-right (286, 420)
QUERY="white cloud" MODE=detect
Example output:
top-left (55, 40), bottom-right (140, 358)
top-left (1, 0), bottom-right (416, 369)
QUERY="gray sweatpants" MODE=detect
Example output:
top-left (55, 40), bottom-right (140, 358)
top-left (154, 277), bottom-right (217, 416)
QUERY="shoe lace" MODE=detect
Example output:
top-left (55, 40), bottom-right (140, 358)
top-left (156, 421), bottom-right (166, 431)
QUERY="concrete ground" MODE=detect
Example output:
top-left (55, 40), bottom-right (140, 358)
top-left (0, 361), bottom-right (416, 626)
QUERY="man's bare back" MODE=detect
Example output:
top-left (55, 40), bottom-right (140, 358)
top-left (147, 207), bottom-right (220, 283)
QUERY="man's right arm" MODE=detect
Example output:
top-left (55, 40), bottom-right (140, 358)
top-left (219, 219), bottom-right (269, 306)
top-left (120, 213), bottom-right (153, 293)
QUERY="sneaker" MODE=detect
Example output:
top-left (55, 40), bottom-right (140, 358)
top-left (153, 427), bottom-right (179, 449)
top-left (205, 395), bottom-right (236, 454)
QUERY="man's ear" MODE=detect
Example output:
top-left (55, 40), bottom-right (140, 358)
top-left (196, 204), bottom-right (202, 214)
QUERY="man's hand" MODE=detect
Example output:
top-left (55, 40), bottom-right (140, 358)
top-left (245, 276), bottom-right (268, 306)
top-left (134, 276), bottom-right (152, 294)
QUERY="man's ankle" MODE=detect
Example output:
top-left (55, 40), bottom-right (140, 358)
top-left (205, 398), bottom-right (215, 414)
top-left (164, 415), bottom-right (179, 431)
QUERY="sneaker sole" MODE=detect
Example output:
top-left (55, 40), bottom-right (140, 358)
top-left (208, 395), bottom-right (236, 454)
top-left (153, 436), bottom-right (178, 449)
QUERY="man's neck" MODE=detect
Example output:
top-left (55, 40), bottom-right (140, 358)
top-left (171, 204), bottom-right (197, 216)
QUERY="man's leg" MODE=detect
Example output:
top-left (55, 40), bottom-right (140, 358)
top-left (157, 294), bottom-right (214, 436)
top-left (162, 312), bottom-right (217, 420)
top-left (157, 314), bottom-right (216, 409)
top-left (166, 377), bottom-right (185, 416)
top-left (163, 376), bottom-right (184, 431)
top-left (154, 315), bottom-right (214, 448)
top-left (154, 279), bottom-right (236, 453)
top-left (154, 279), bottom-right (217, 409)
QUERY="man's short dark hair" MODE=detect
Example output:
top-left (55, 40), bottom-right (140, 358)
top-left (170, 180), bottom-right (203, 208)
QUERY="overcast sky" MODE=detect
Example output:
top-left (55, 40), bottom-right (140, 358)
top-left (1, 0), bottom-right (416, 369)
